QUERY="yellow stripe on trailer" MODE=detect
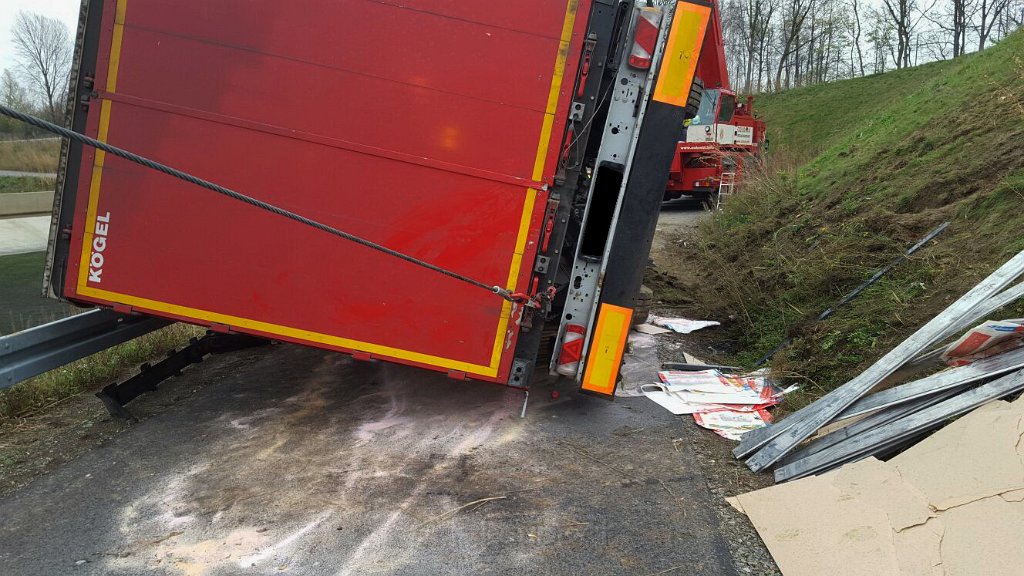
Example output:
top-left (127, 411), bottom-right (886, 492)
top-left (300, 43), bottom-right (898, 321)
top-left (582, 304), bottom-right (633, 396)
top-left (653, 1), bottom-right (712, 107)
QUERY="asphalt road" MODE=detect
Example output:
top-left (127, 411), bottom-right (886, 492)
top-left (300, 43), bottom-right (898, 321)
top-left (0, 343), bottom-right (737, 575)
top-left (650, 198), bottom-right (706, 268)
top-left (0, 201), bottom-right (738, 575)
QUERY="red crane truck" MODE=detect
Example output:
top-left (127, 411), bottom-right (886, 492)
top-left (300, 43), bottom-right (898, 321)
top-left (45, 0), bottom-right (715, 397)
top-left (663, 0), bottom-right (767, 205)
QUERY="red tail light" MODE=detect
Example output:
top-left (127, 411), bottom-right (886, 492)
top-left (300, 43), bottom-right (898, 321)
top-left (628, 8), bottom-right (662, 70)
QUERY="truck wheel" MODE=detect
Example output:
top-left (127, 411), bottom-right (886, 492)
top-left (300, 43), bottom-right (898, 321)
top-left (633, 285), bottom-right (654, 326)
top-left (684, 78), bottom-right (703, 120)
top-left (703, 190), bottom-right (720, 211)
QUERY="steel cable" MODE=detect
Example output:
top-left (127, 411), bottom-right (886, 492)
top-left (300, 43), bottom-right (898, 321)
top-left (0, 103), bottom-right (518, 302)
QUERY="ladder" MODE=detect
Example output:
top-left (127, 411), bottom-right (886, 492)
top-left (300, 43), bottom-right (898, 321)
top-left (714, 171), bottom-right (736, 210)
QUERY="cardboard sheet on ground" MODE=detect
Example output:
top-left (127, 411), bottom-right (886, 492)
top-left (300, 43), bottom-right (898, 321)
top-left (889, 400), bottom-right (1024, 511)
top-left (683, 352), bottom-right (708, 365)
top-left (731, 395), bottom-right (1024, 575)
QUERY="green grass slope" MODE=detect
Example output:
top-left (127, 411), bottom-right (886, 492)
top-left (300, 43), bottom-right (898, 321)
top-left (682, 31), bottom-right (1024, 401)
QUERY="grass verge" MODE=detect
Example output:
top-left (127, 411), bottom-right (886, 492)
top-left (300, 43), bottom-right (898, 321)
top-left (0, 139), bottom-right (60, 172)
top-left (0, 175), bottom-right (55, 194)
top-left (674, 31), bottom-right (1024, 409)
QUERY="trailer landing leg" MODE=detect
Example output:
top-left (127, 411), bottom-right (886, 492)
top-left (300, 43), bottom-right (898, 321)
top-left (96, 332), bottom-right (269, 421)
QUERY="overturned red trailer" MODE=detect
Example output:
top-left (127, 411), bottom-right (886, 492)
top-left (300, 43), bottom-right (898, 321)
top-left (47, 0), bottom-right (712, 395)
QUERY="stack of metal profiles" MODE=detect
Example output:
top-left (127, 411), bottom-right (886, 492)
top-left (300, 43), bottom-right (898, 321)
top-left (730, 249), bottom-right (1024, 482)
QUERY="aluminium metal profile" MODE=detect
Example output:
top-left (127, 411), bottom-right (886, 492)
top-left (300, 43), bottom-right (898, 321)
top-left (0, 308), bottom-right (170, 389)
top-left (773, 367), bottom-right (1024, 482)
top-left (740, 249), bottom-right (1024, 471)
top-left (776, 386), bottom-right (962, 475)
top-left (736, 268), bottom-right (1024, 460)
top-left (835, 345), bottom-right (1024, 420)
top-left (735, 254), bottom-right (1024, 460)
top-left (777, 422), bottom-right (939, 482)
top-left (930, 280), bottom-right (1024, 347)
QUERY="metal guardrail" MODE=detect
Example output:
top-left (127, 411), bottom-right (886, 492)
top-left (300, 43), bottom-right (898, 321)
top-left (0, 309), bottom-right (170, 389)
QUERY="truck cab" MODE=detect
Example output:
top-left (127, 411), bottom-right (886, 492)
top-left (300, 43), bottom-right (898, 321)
top-left (685, 88), bottom-right (755, 147)
top-left (666, 86), bottom-right (765, 203)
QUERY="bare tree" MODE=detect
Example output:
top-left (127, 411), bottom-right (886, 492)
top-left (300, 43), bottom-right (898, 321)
top-left (743, 0), bottom-right (777, 92)
top-left (917, 28), bottom-right (952, 60)
top-left (952, 0), bottom-right (972, 55)
top-left (0, 69), bottom-right (35, 137)
top-left (701, 0), bottom-right (1016, 95)
top-left (924, 0), bottom-right (976, 57)
top-left (850, 0), bottom-right (866, 74)
top-left (775, 0), bottom-right (816, 89)
top-left (867, 7), bottom-right (897, 72)
top-left (719, 0), bottom-right (780, 92)
top-left (997, 0), bottom-right (1024, 37)
top-left (12, 11), bottom-right (73, 122)
top-left (882, 0), bottom-right (915, 67)
top-left (974, 0), bottom-right (1013, 48)
top-left (721, 0), bottom-right (749, 90)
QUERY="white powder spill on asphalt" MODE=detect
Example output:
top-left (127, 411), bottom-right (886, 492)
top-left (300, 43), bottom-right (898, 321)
top-left (334, 368), bottom-right (522, 575)
top-left (235, 512), bottom-right (331, 568)
top-left (100, 356), bottom-right (529, 575)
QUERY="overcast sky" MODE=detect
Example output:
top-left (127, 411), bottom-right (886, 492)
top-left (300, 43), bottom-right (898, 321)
top-left (0, 0), bottom-right (80, 74)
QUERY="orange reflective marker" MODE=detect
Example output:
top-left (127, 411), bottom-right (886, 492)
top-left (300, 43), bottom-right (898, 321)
top-left (582, 304), bottom-right (633, 396)
top-left (653, 1), bottom-right (712, 107)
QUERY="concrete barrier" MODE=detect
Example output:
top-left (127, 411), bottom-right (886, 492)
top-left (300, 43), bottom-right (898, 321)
top-left (0, 191), bottom-right (54, 217)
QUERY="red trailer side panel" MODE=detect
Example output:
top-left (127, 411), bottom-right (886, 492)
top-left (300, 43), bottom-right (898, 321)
top-left (64, 0), bottom-right (589, 382)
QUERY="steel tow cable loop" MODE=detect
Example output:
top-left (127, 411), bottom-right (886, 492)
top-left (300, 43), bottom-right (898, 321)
top-left (0, 103), bottom-right (521, 302)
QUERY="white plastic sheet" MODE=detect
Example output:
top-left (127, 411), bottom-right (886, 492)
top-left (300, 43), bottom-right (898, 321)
top-left (648, 315), bottom-right (720, 334)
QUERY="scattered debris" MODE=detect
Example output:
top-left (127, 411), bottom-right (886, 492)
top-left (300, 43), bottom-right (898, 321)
top-left (733, 247), bottom-right (1024, 471)
top-left (730, 394), bottom-right (1024, 576)
top-left (657, 370), bottom-right (782, 405)
top-left (834, 345), bottom-right (1024, 421)
top-left (662, 361), bottom-right (744, 373)
top-left (775, 367), bottom-right (1024, 481)
top-left (648, 315), bottom-right (721, 334)
top-left (693, 408), bottom-right (773, 441)
top-left (941, 319), bottom-right (1024, 365)
top-left (732, 248), bottom-right (1024, 478)
top-left (618, 332), bottom-right (661, 397)
top-left (641, 368), bottom-right (793, 441)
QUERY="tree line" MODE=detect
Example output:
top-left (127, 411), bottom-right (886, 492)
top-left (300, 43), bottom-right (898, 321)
top-left (718, 0), bottom-right (1023, 93)
top-left (2, 3), bottom-right (1022, 137)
